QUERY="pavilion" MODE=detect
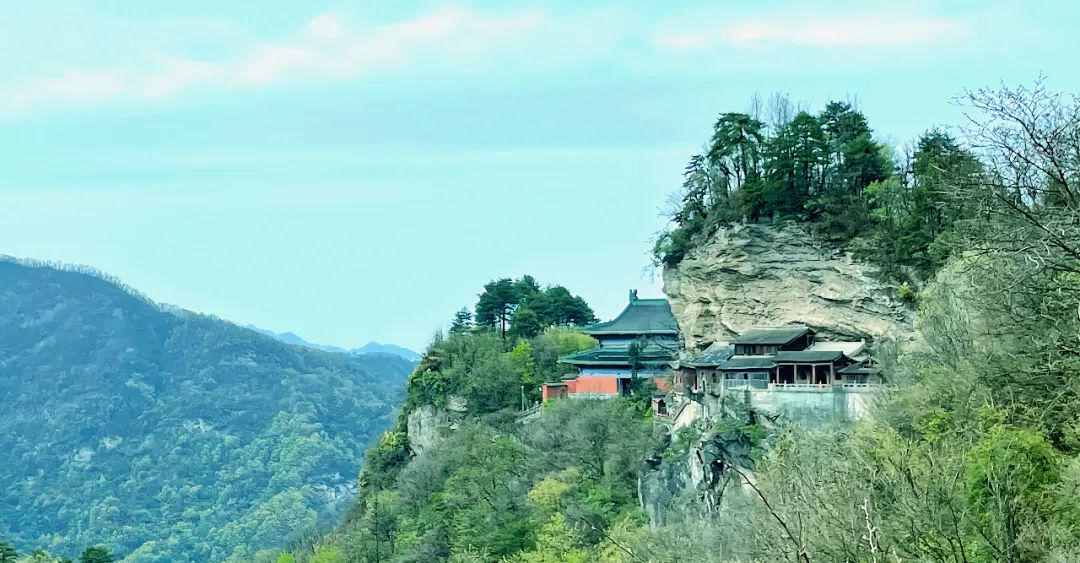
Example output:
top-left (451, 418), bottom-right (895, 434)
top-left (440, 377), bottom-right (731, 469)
top-left (543, 290), bottom-right (679, 400)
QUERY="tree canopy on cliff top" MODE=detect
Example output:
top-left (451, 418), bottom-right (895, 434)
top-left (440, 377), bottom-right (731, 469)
top-left (654, 95), bottom-right (984, 285)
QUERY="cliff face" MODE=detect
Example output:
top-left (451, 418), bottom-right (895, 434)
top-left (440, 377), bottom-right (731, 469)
top-left (664, 223), bottom-right (913, 350)
top-left (405, 395), bottom-right (468, 457)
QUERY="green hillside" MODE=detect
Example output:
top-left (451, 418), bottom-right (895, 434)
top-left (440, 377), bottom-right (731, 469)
top-left (0, 259), bottom-right (414, 562)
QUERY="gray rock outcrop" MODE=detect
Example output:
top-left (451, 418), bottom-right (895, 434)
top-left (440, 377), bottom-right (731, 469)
top-left (664, 222), bottom-right (913, 350)
top-left (405, 395), bottom-right (469, 457)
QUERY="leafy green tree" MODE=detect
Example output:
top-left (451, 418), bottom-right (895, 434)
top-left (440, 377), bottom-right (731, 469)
top-left (965, 426), bottom-right (1062, 561)
top-left (532, 327), bottom-right (597, 383)
top-left (77, 547), bottom-right (113, 563)
top-left (309, 545), bottom-right (345, 563)
top-left (0, 542), bottom-right (16, 563)
top-left (627, 337), bottom-right (643, 378)
top-left (510, 513), bottom-right (591, 563)
top-left (529, 286), bottom-right (596, 327)
top-left (509, 340), bottom-right (538, 391)
top-left (508, 305), bottom-right (544, 339)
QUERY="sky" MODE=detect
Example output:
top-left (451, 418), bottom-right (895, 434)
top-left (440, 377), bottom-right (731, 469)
top-left (2, 1), bottom-right (1078, 351)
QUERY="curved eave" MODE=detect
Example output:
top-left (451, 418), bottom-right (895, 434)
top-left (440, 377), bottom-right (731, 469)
top-left (560, 359), bottom-right (676, 367)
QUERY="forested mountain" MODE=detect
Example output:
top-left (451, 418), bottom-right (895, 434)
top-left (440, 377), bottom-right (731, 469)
top-left (274, 82), bottom-right (1080, 563)
top-left (0, 259), bottom-right (414, 562)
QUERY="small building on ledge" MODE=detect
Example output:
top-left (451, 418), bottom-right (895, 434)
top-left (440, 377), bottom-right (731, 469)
top-left (543, 290), bottom-right (678, 400)
top-left (673, 326), bottom-right (882, 423)
top-left (676, 326), bottom-right (881, 397)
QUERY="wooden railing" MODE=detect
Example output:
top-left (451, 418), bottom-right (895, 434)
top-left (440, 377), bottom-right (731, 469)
top-left (768, 382), bottom-right (880, 392)
top-left (516, 403), bottom-right (543, 423)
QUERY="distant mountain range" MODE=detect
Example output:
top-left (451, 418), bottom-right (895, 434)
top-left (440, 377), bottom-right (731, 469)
top-left (0, 258), bottom-right (415, 562)
top-left (247, 327), bottom-right (421, 362)
top-left (352, 341), bottom-right (422, 362)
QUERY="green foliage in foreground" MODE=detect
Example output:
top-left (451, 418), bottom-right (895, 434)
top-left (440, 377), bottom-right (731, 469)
top-left (0, 261), bottom-right (415, 562)
top-left (307, 399), bottom-right (661, 562)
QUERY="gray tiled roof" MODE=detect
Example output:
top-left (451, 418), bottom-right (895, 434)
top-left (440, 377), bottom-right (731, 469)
top-left (684, 343), bottom-right (735, 367)
top-left (731, 326), bottom-right (812, 345)
top-left (584, 298), bottom-right (679, 336)
top-left (774, 350), bottom-right (844, 363)
top-left (720, 355), bottom-right (777, 370)
top-left (559, 340), bottom-right (678, 367)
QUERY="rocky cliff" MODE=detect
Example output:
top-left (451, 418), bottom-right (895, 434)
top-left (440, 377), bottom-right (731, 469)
top-left (664, 222), bottom-right (913, 350)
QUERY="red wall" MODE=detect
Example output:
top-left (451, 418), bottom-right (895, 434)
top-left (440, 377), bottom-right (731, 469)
top-left (570, 376), bottom-right (620, 396)
top-left (542, 383), bottom-right (568, 401)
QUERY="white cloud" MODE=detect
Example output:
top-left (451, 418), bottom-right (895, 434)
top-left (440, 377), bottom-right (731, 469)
top-left (1, 5), bottom-right (978, 116)
top-left (655, 13), bottom-right (969, 51)
top-left (1, 7), bottom-right (546, 115)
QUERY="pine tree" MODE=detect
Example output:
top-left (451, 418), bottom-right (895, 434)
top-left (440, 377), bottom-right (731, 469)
top-left (449, 307), bottom-right (473, 334)
top-left (475, 278), bottom-right (520, 339)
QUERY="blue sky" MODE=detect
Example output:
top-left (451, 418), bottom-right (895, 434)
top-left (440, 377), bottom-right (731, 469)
top-left (2, 1), bottom-right (1078, 351)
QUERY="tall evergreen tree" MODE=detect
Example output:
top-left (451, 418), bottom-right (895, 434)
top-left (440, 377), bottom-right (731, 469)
top-left (765, 112), bottom-right (827, 214)
top-left (475, 278), bottom-right (520, 339)
top-left (449, 307), bottom-right (473, 334)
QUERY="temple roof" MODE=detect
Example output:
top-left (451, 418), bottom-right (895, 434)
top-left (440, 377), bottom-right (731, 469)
top-left (732, 326), bottom-right (812, 346)
top-left (720, 355), bottom-right (777, 370)
top-left (774, 350), bottom-right (845, 363)
top-left (807, 341), bottom-right (866, 358)
top-left (583, 296), bottom-right (679, 336)
top-left (838, 359), bottom-right (880, 375)
top-left (559, 341), bottom-right (678, 367)
top-left (684, 343), bottom-right (735, 367)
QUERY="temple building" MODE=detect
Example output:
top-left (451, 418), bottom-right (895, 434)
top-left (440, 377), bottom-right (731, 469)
top-left (674, 326), bottom-right (880, 397)
top-left (542, 290), bottom-right (679, 400)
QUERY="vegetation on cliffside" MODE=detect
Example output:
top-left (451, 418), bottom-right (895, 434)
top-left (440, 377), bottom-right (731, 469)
top-left (268, 278), bottom-right (689, 562)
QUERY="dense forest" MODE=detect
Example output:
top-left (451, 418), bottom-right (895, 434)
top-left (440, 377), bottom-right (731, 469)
top-left (0, 261), bottom-right (415, 562)
top-left (266, 81), bottom-right (1080, 563)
